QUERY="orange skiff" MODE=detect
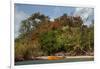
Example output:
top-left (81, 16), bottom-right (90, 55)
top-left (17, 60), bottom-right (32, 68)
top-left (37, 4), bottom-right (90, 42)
top-left (48, 56), bottom-right (65, 60)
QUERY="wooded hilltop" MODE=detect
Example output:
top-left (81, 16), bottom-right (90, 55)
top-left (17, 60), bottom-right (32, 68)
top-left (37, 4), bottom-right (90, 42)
top-left (15, 12), bottom-right (94, 61)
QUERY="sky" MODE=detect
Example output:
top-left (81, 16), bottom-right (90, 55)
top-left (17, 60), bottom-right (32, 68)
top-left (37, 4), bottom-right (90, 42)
top-left (14, 3), bottom-right (94, 38)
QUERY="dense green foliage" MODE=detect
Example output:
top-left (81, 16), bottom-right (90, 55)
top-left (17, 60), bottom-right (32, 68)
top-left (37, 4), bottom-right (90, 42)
top-left (15, 12), bottom-right (94, 61)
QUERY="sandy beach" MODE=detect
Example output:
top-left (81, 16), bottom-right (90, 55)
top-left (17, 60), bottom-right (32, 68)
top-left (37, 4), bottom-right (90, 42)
top-left (36, 56), bottom-right (94, 60)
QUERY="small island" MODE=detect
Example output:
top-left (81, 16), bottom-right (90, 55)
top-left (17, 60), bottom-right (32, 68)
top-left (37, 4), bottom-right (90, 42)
top-left (14, 4), bottom-right (94, 65)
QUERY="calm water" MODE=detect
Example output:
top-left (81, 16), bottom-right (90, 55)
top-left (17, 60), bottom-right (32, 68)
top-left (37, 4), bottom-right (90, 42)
top-left (15, 58), bottom-right (94, 65)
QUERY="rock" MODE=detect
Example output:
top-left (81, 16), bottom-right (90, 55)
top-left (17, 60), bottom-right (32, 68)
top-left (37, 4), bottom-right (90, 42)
top-left (15, 55), bottom-right (24, 61)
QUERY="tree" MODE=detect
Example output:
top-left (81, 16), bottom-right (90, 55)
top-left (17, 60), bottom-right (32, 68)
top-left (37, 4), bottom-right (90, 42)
top-left (19, 12), bottom-right (50, 35)
top-left (39, 30), bottom-right (56, 55)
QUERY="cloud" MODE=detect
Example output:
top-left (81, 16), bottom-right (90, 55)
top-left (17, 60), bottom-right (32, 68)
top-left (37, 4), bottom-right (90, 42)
top-left (74, 8), bottom-right (94, 26)
top-left (14, 9), bottom-right (29, 38)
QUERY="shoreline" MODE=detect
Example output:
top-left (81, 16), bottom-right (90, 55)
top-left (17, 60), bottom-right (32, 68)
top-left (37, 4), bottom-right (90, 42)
top-left (15, 56), bottom-right (94, 65)
top-left (33, 56), bottom-right (94, 60)
top-left (15, 56), bottom-right (94, 62)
